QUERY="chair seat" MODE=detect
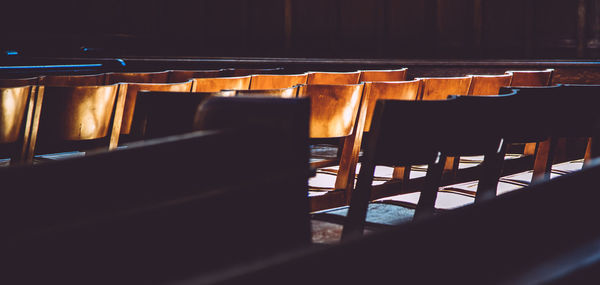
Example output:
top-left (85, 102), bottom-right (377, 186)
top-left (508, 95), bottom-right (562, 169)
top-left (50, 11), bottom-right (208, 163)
top-left (318, 163), bottom-right (427, 181)
top-left (376, 191), bottom-right (475, 211)
top-left (439, 179), bottom-right (525, 197)
top-left (313, 203), bottom-right (415, 227)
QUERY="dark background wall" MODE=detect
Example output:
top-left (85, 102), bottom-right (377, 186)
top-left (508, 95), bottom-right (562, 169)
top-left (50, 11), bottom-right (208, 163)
top-left (2, 0), bottom-right (600, 59)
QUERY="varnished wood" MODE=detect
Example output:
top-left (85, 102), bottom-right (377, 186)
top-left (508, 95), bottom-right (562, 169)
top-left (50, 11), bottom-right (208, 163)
top-left (31, 84), bottom-right (126, 159)
top-left (40, 74), bottom-right (106, 86)
top-left (0, 77), bottom-right (40, 88)
top-left (0, 85), bottom-right (39, 165)
top-left (506, 69), bottom-right (554, 87)
top-left (223, 67), bottom-right (285, 77)
top-left (230, 86), bottom-right (298, 98)
top-left (119, 81), bottom-right (193, 135)
top-left (192, 76), bottom-right (251, 92)
top-left (249, 73), bottom-right (307, 90)
top-left (467, 74), bottom-right (513, 95)
top-left (167, 69), bottom-right (224, 83)
top-left (417, 76), bottom-right (472, 100)
top-left (306, 71), bottom-right (361, 85)
top-left (362, 80), bottom-right (421, 132)
top-left (105, 71), bottom-right (170, 84)
top-left (358, 68), bottom-right (408, 82)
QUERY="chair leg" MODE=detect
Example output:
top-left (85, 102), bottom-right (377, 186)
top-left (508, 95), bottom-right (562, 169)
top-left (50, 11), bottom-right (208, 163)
top-left (414, 156), bottom-right (446, 222)
top-left (342, 162), bottom-right (377, 241)
top-left (532, 138), bottom-right (556, 184)
top-left (475, 150), bottom-right (505, 203)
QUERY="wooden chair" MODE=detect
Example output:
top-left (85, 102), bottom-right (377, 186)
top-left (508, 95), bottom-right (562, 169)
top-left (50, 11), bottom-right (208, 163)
top-left (506, 68), bottom-right (554, 87)
top-left (118, 81), bottom-right (194, 139)
top-left (0, 129), bottom-right (310, 283)
top-left (192, 76), bottom-right (251, 92)
top-left (295, 84), bottom-right (366, 210)
top-left (306, 71), bottom-right (361, 85)
top-left (223, 67), bottom-right (285, 77)
top-left (358, 68), bottom-right (408, 82)
top-left (0, 86), bottom-right (41, 165)
top-left (105, 71), bottom-right (170, 84)
top-left (341, 96), bottom-right (506, 238)
top-left (129, 91), bottom-right (216, 140)
top-left (249, 73), bottom-right (308, 90)
top-left (29, 84), bottom-right (127, 161)
top-left (167, 69), bottom-right (224, 83)
top-left (0, 77), bottom-right (40, 87)
top-left (417, 76), bottom-right (472, 100)
top-left (224, 86), bottom-right (299, 98)
top-left (40, 73), bottom-right (106, 86)
top-left (467, 74), bottom-right (513, 95)
top-left (505, 69), bottom-right (555, 156)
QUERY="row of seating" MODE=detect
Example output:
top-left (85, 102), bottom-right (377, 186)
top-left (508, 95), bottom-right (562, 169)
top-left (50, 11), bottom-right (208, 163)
top-left (2, 83), bottom-right (598, 283)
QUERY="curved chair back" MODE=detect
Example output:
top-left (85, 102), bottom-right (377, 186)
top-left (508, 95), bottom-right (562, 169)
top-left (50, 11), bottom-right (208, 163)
top-left (192, 76), bottom-right (251, 92)
top-left (167, 69), bottom-right (224, 83)
top-left (506, 69), bottom-right (554, 86)
top-left (40, 74), bottom-right (106, 86)
top-left (249, 74), bottom-right (307, 90)
top-left (31, 84), bottom-right (126, 158)
top-left (359, 68), bottom-right (408, 82)
top-left (120, 81), bottom-right (193, 135)
top-left (105, 71), bottom-right (170, 84)
top-left (223, 67), bottom-right (284, 77)
top-left (363, 80), bottom-right (421, 132)
top-left (0, 86), bottom-right (40, 164)
top-left (417, 76), bottom-right (472, 100)
top-left (467, 74), bottom-right (513, 95)
top-left (307, 71), bottom-right (361, 85)
top-left (0, 77), bottom-right (40, 88)
top-left (229, 86), bottom-right (298, 98)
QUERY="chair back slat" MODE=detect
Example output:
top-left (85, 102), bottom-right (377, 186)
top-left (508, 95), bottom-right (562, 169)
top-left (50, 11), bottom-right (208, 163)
top-left (41, 74), bottom-right (106, 86)
top-left (418, 76), bottom-right (472, 100)
top-left (362, 80), bottom-right (421, 132)
top-left (358, 68), bottom-right (408, 82)
top-left (506, 69), bottom-right (554, 86)
top-left (167, 69), bottom-right (224, 82)
top-left (192, 76), bottom-right (251, 92)
top-left (105, 71), bottom-right (170, 84)
top-left (467, 74), bottom-right (513, 95)
top-left (249, 73), bottom-right (308, 90)
top-left (307, 71), bottom-right (361, 85)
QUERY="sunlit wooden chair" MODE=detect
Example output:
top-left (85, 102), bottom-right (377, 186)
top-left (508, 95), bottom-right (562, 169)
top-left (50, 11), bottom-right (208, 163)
top-left (119, 81), bottom-right (193, 140)
top-left (293, 84), bottom-right (366, 210)
top-left (0, 86), bottom-right (41, 166)
top-left (358, 68), bottom-right (408, 82)
top-left (222, 86), bottom-right (299, 98)
top-left (129, 91), bottom-right (216, 140)
top-left (417, 76), bottom-right (472, 100)
top-left (506, 69), bottom-right (554, 87)
top-left (29, 84), bottom-right (127, 162)
top-left (0, 77), bottom-right (40, 87)
top-left (223, 67), bottom-right (284, 77)
top-left (307, 71), bottom-right (361, 85)
top-left (192, 76), bottom-right (251, 92)
top-left (167, 69), bottom-right (224, 83)
top-left (249, 73), bottom-right (308, 90)
top-left (40, 74), bottom-right (106, 86)
top-left (105, 71), bottom-right (170, 84)
top-left (341, 96), bottom-right (506, 239)
top-left (467, 74), bottom-right (513, 95)
top-left (504, 69), bottom-right (555, 156)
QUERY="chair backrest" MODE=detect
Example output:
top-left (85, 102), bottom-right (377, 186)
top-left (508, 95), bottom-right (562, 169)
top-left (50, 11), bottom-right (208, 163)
top-left (0, 86), bottom-right (40, 164)
top-left (227, 86), bottom-right (299, 98)
top-left (223, 67), bottom-right (285, 77)
top-left (0, 129), bottom-right (310, 283)
top-left (306, 71), bottom-right (361, 85)
top-left (0, 77), bottom-right (40, 87)
top-left (467, 74), bottom-right (513, 95)
top-left (506, 68), bottom-right (554, 86)
top-left (105, 71), bottom-right (170, 84)
top-left (362, 80), bottom-right (421, 132)
top-left (192, 76), bottom-right (251, 92)
top-left (297, 84), bottom-right (364, 138)
top-left (417, 76), bottom-right (472, 100)
top-left (31, 84), bottom-right (127, 158)
top-left (119, 81), bottom-right (193, 135)
top-left (358, 68), bottom-right (408, 82)
top-left (40, 73), bottom-right (106, 86)
top-left (167, 69), bottom-right (224, 83)
top-left (129, 91), bottom-right (216, 140)
top-left (249, 73), bottom-right (308, 90)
